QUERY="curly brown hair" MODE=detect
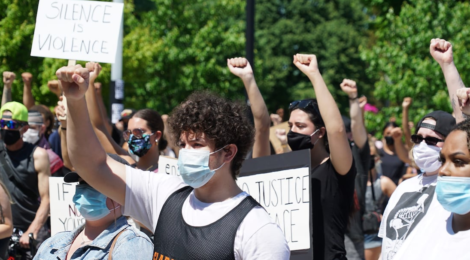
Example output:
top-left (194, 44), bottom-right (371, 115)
top-left (168, 91), bottom-right (254, 179)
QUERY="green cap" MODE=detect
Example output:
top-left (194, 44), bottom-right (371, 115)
top-left (0, 102), bottom-right (28, 122)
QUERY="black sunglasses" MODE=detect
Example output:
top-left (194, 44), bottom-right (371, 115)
top-left (289, 99), bottom-right (321, 114)
top-left (411, 134), bottom-right (444, 146)
top-left (123, 128), bottom-right (154, 141)
top-left (0, 119), bottom-right (27, 130)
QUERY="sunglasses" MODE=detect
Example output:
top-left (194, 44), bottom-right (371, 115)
top-left (123, 128), bottom-right (154, 141)
top-left (411, 134), bottom-right (444, 146)
top-left (0, 119), bottom-right (27, 130)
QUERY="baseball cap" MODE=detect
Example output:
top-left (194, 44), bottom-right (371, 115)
top-left (64, 153), bottom-right (131, 183)
top-left (0, 102), bottom-right (28, 122)
top-left (415, 110), bottom-right (456, 137)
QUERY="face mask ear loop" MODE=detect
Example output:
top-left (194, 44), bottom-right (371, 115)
top-left (210, 144), bottom-right (229, 155)
top-left (209, 145), bottom-right (229, 171)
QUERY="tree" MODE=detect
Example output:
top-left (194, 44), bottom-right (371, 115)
top-left (361, 0), bottom-right (470, 136)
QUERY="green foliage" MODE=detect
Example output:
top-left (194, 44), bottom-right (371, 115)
top-left (361, 0), bottom-right (470, 137)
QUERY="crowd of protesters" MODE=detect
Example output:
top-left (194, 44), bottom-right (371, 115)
top-left (0, 38), bottom-right (469, 260)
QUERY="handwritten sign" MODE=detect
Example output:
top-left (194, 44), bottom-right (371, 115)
top-left (49, 177), bottom-right (85, 236)
top-left (31, 0), bottom-right (124, 63)
top-left (159, 156), bottom-right (180, 177)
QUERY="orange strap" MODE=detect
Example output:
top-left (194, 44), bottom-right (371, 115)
top-left (108, 229), bottom-right (126, 260)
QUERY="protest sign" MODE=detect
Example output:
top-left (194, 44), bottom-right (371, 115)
top-left (239, 149), bottom-right (312, 259)
top-left (49, 177), bottom-right (85, 236)
top-left (31, 0), bottom-right (124, 63)
top-left (159, 156), bottom-right (180, 177)
top-left (269, 121), bottom-right (291, 154)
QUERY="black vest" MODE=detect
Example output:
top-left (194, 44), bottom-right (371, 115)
top-left (153, 186), bottom-right (259, 260)
top-left (0, 141), bottom-right (39, 231)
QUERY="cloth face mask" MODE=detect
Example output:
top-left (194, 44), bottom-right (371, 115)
top-left (23, 128), bottom-right (40, 144)
top-left (177, 147), bottom-right (226, 188)
top-left (128, 134), bottom-right (152, 157)
top-left (0, 129), bottom-right (21, 145)
top-left (436, 176), bottom-right (470, 215)
top-left (287, 129), bottom-right (319, 151)
top-left (412, 141), bottom-right (442, 173)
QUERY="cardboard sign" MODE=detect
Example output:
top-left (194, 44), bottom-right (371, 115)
top-left (31, 0), bottom-right (124, 63)
top-left (158, 156), bottom-right (180, 177)
top-left (49, 177), bottom-right (85, 236)
top-left (270, 122), bottom-right (291, 154)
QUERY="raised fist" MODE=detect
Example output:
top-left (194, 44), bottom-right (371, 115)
top-left (402, 97), bottom-right (412, 109)
top-left (227, 57), bottom-right (253, 80)
top-left (47, 80), bottom-right (62, 97)
top-left (21, 72), bottom-right (33, 85)
top-left (358, 96), bottom-right (367, 109)
top-left (430, 38), bottom-right (453, 66)
top-left (340, 79), bottom-right (358, 98)
top-left (56, 65), bottom-right (90, 101)
top-left (94, 82), bottom-right (102, 95)
top-left (270, 114), bottom-right (282, 126)
top-left (456, 88), bottom-right (470, 116)
top-left (391, 127), bottom-right (403, 140)
top-left (3, 72), bottom-right (16, 87)
top-left (86, 62), bottom-right (102, 83)
top-left (275, 129), bottom-right (288, 145)
top-left (293, 54), bottom-right (319, 75)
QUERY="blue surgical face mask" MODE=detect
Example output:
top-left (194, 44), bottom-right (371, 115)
top-left (436, 176), bottom-right (470, 215)
top-left (73, 185), bottom-right (117, 221)
top-left (128, 134), bottom-right (152, 157)
top-left (177, 146), bottom-right (226, 188)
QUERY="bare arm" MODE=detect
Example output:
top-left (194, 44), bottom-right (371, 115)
top-left (22, 73), bottom-right (35, 109)
top-left (55, 98), bottom-right (73, 170)
top-left (381, 176), bottom-right (397, 198)
top-left (430, 38), bottom-right (466, 123)
top-left (0, 184), bottom-right (12, 239)
top-left (57, 65), bottom-right (127, 205)
top-left (402, 97), bottom-right (413, 150)
top-left (2, 72), bottom-right (15, 106)
top-left (227, 58), bottom-right (271, 158)
top-left (94, 83), bottom-right (113, 135)
top-left (391, 127), bottom-right (412, 165)
top-left (294, 54), bottom-right (352, 175)
top-left (340, 79), bottom-right (367, 149)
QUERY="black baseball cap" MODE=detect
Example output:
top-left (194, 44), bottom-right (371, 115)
top-left (415, 110), bottom-right (456, 137)
top-left (64, 153), bottom-right (131, 183)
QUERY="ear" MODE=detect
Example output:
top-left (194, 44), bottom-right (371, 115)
top-left (222, 144), bottom-right (238, 164)
top-left (154, 131), bottom-right (162, 143)
top-left (318, 126), bottom-right (326, 139)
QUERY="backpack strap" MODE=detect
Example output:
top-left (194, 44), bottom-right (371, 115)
top-left (108, 229), bottom-right (126, 260)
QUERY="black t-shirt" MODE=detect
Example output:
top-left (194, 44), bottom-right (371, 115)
top-left (378, 149), bottom-right (406, 185)
top-left (311, 158), bottom-right (356, 260)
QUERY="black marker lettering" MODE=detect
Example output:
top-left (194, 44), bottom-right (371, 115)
top-left (80, 4), bottom-right (91, 22)
top-left (72, 4), bottom-right (79, 20)
top-left (101, 41), bottom-right (108, 54)
top-left (92, 5), bottom-right (102, 22)
top-left (295, 176), bottom-right (301, 204)
top-left (302, 175), bottom-right (309, 203)
top-left (271, 179), bottom-right (278, 206)
top-left (291, 209), bottom-right (298, 243)
top-left (286, 177), bottom-right (293, 205)
top-left (80, 40), bottom-right (90, 54)
top-left (92, 40), bottom-right (100, 53)
top-left (102, 5), bottom-right (112, 23)
top-left (46, 2), bottom-right (60, 19)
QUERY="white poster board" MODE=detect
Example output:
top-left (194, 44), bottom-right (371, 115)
top-left (158, 156), bottom-right (180, 177)
top-left (237, 167), bottom-right (310, 251)
top-left (49, 177), bottom-right (85, 236)
top-left (31, 0), bottom-right (124, 63)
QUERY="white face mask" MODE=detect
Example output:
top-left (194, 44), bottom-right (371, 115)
top-left (412, 141), bottom-right (442, 174)
top-left (23, 129), bottom-right (40, 144)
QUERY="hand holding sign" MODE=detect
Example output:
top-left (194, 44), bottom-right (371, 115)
top-left (3, 72), bottom-right (16, 87)
top-left (56, 65), bottom-right (90, 101)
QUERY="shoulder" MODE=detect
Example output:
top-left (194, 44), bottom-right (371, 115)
top-left (33, 146), bottom-right (48, 161)
top-left (113, 226), bottom-right (153, 256)
top-left (36, 231), bottom-right (73, 254)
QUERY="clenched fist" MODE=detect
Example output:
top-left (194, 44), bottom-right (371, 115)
top-left (86, 62), bottom-right (102, 83)
top-left (391, 127), bottom-right (403, 140)
top-left (56, 65), bottom-right (90, 101)
top-left (402, 97), bottom-right (412, 109)
top-left (47, 80), bottom-right (62, 97)
top-left (293, 54), bottom-right (319, 75)
top-left (270, 114), bottom-right (282, 126)
top-left (456, 88), bottom-right (470, 116)
top-left (275, 129), bottom-right (288, 145)
top-left (21, 72), bottom-right (33, 86)
top-left (3, 72), bottom-right (16, 87)
top-left (430, 38), bottom-right (453, 66)
top-left (340, 79), bottom-right (358, 98)
top-left (227, 57), bottom-right (253, 81)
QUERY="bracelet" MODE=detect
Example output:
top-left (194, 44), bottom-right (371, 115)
top-left (349, 96), bottom-right (358, 101)
top-left (61, 127), bottom-right (67, 130)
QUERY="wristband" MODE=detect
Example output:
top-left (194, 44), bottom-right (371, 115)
top-left (61, 127), bottom-right (67, 130)
top-left (349, 96), bottom-right (358, 101)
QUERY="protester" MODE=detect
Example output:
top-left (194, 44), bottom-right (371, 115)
top-left (56, 64), bottom-right (290, 259)
top-left (287, 54), bottom-right (356, 259)
top-left (338, 79), bottom-right (371, 260)
top-left (0, 179), bottom-right (12, 260)
top-left (0, 102), bottom-right (51, 260)
top-left (33, 171), bottom-right (153, 260)
top-left (2, 72), bottom-right (15, 107)
top-left (378, 38), bottom-right (461, 260)
top-left (377, 122), bottom-right (408, 185)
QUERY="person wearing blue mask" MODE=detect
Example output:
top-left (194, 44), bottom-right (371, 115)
top-left (34, 171), bottom-right (153, 260)
top-left (56, 64), bottom-right (289, 260)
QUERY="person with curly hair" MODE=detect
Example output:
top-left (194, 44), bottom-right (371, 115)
top-left (56, 63), bottom-right (290, 260)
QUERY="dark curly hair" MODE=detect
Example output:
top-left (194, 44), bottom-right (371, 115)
top-left (168, 91), bottom-right (254, 179)
top-left (451, 119), bottom-right (470, 150)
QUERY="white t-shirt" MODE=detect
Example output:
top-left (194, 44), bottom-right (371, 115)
top-left (379, 174), bottom-right (441, 260)
top-left (123, 166), bottom-right (290, 260)
top-left (392, 210), bottom-right (470, 260)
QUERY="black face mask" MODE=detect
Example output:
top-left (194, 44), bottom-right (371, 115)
top-left (1, 129), bottom-right (21, 145)
top-left (287, 130), bottom-right (317, 151)
top-left (385, 136), bottom-right (394, 145)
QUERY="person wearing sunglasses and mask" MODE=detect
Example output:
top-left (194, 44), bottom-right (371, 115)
top-left (56, 64), bottom-right (289, 260)
top-left (34, 171), bottom-right (153, 260)
top-left (288, 54), bottom-right (356, 260)
top-left (0, 102), bottom-right (51, 259)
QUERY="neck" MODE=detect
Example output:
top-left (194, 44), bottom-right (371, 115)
top-left (310, 142), bottom-right (329, 169)
top-left (83, 213), bottom-right (122, 240)
top-left (5, 140), bottom-right (23, 152)
top-left (452, 212), bottom-right (470, 233)
top-left (136, 148), bottom-right (160, 170)
top-left (194, 170), bottom-right (242, 203)
top-left (383, 143), bottom-right (395, 153)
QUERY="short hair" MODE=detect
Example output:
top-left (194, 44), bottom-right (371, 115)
top-left (450, 119), bottom-right (470, 150)
top-left (168, 91), bottom-right (254, 179)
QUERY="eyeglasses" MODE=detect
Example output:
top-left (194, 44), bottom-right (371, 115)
top-left (0, 119), bottom-right (27, 130)
top-left (123, 128), bottom-right (154, 141)
top-left (411, 134), bottom-right (444, 146)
